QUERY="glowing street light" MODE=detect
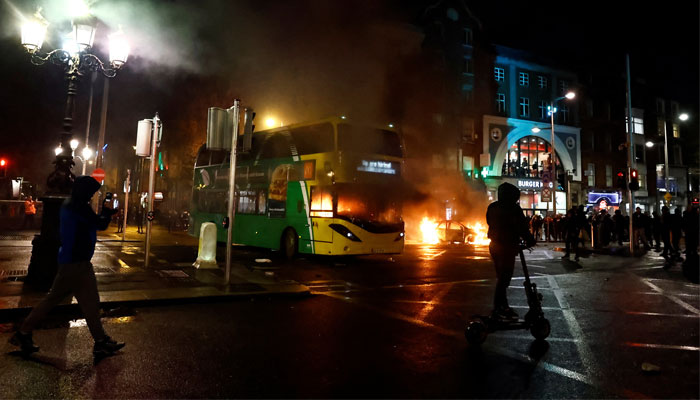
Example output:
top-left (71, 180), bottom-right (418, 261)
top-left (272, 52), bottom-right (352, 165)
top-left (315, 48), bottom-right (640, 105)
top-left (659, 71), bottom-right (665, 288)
top-left (265, 117), bottom-right (277, 128)
top-left (81, 146), bottom-right (93, 160)
top-left (20, 5), bottom-right (129, 288)
top-left (679, 113), bottom-right (689, 121)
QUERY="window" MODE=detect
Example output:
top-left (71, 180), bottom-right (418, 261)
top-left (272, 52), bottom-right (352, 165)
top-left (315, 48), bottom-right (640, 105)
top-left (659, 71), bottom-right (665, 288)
top-left (496, 93), bottom-right (506, 114)
top-left (559, 79), bottom-right (569, 95)
top-left (260, 133), bottom-right (293, 159)
top-left (625, 117), bottom-right (644, 135)
top-left (501, 136), bottom-right (557, 178)
top-left (673, 145), bottom-right (683, 164)
top-left (519, 97), bottom-right (530, 117)
top-left (519, 72), bottom-right (529, 87)
top-left (494, 67), bottom-right (504, 82)
top-left (671, 101), bottom-right (679, 117)
top-left (638, 173), bottom-right (646, 190)
top-left (462, 117), bottom-right (475, 143)
top-left (463, 28), bottom-right (473, 45)
top-left (605, 135), bottom-right (612, 152)
top-left (587, 163), bottom-right (595, 187)
top-left (538, 101), bottom-right (548, 120)
top-left (310, 186), bottom-right (333, 217)
top-left (586, 99), bottom-right (594, 118)
top-left (634, 144), bottom-right (645, 163)
top-left (656, 98), bottom-right (665, 114)
top-left (560, 104), bottom-right (570, 124)
top-left (657, 119), bottom-right (666, 136)
top-left (606, 165), bottom-right (613, 187)
top-left (538, 75), bottom-right (547, 89)
top-left (237, 190), bottom-right (258, 214)
top-left (672, 123), bottom-right (680, 138)
top-left (582, 131), bottom-right (595, 151)
top-left (290, 123), bottom-right (334, 155)
top-left (462, 57), bottom-right (473, 74)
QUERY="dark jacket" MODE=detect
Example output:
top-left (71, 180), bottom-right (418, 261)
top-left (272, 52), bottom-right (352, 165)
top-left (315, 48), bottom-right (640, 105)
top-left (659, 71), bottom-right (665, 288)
top-left (58, 176), bottom-right (114, 264)
top-left (486, 183), bottom-right (535, 246)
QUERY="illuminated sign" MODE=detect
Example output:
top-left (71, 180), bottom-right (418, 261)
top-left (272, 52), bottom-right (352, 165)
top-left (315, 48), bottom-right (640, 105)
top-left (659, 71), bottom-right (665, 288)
top-left (587, 191), bottom-right (620, 206)
top-left (516, 179), bottom-right (553, 190)
top-left (357, 160), bottom-right (396, 175)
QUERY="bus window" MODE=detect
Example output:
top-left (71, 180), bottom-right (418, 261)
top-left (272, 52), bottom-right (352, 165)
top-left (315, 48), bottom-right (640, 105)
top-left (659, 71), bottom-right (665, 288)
top-left (290, 123), bottom-right (334, 155)
top-left (260, 133), bottom-right (293, 159)
top-left (198, 190), bottom-right (227, 213)
top-left (237, 190), bottom-right (257, 214)
top-left (310, 186), bottom-right (333, 217)
top-left (337, 124), bottom-right (402, 157)
top-left (257, 190), bottom-right (267, 215)
top-left (195, 148), bottom-right (213, 167)
top-left (210, 150), bottom-right (227, 166)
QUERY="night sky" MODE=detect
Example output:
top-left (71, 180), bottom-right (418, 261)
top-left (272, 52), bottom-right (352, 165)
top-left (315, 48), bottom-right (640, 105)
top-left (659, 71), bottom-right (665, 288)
top-left (0, 0), bottom-right (697, 189)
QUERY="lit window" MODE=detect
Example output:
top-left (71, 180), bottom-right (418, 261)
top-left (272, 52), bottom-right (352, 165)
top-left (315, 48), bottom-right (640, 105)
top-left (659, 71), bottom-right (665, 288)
top-left (672, 123), bottom-right (680, 138)
top-left (519, 97), bottom-right (530, 117)
top-left (496, 93), bottom-right (506, 114)
top-left (538, 75), bottom-right (547, 89)
top-left (494, 67), bottom-right (504, 82)
top-left (606, 165), bottom-right (613, 187)
top-left (587, 163), bottom-right (595, 187)
top-left (519, 72), bottom-right (529, 87)
top-left (625, 117), bottom-right (644, 135)
top-left (310, 186), bottom-right (333, 217)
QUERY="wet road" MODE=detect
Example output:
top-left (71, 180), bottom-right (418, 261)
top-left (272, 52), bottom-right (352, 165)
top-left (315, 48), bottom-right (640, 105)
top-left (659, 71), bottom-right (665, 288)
top-left (1, 237), bottom-right (698, 398)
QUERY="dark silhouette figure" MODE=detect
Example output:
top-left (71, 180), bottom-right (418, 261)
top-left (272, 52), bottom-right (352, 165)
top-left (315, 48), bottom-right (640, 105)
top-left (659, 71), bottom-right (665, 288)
top-left (486, 183), bottom-right (536, 321)
top-left (562, 208), bottom-right (581, 260)
top-left (9, 176), bottom-right (125, 357)
top-left (21, 196), bottom-right (37, 229)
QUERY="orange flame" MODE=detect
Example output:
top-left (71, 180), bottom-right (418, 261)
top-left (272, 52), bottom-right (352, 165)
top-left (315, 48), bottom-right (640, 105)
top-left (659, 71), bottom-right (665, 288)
top-left (466, 222), bottom-right (491, 246)
top-left (419, 217), bottom-right (439, 244)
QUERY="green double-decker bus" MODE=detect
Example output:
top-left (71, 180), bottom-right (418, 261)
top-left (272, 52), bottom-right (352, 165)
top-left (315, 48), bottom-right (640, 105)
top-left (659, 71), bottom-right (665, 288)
top-left (189, 116), bottom-right (406, 258)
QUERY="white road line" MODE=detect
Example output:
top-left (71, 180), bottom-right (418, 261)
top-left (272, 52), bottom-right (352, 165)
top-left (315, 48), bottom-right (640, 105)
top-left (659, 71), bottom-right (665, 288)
top-left (641, 279), bottom-right (700, 315)
top-left (546, 275), bottom-right (598, 382)
top-left (623, 342), bottom-right (700, 352)
top-left (320, 291), bottom-right (597, 388)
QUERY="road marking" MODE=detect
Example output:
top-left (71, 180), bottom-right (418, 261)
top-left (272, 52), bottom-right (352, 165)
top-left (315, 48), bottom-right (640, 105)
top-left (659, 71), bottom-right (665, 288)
top-left (320, 291), bottom-right (597, 388)
top-left (624, 342), bottom-right (700, 352)
top-left (117, 258), bottom-right (131, 269)
top-left (546, 275), bottom-right (598, 382)
top-left (641, 279), bottom-right (700, 315)
top-left (420, 249), bottom-right (446, 261)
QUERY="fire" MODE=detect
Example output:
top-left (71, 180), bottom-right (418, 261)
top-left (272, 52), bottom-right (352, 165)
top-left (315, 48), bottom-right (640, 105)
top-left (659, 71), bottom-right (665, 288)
top-left (466, 222), bottom-right (491, 246)
top-left (419, 217), bottom-right (440, 244)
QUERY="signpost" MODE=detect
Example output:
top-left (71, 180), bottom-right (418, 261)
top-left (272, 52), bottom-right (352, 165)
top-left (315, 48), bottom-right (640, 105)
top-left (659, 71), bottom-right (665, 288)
top-left (91, 168), bottom-right (105, 183)
top-left (541, 171), bottom-right (552, 203)
top-left (134, 113), bottom-right (161, 268)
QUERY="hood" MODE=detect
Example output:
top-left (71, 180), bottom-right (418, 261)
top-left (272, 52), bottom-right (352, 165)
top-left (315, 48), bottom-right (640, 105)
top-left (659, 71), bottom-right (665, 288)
top-left (71, 176), bottom-right (101, 203)
top-left (497, 182), bottom-right (520, 203)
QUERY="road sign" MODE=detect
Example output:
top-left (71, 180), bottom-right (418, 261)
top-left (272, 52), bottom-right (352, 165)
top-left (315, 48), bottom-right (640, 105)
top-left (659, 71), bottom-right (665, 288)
top-left (542, 187), bottom-right (552, 202)
top-left (92, 168), bottom-right (105, 182)
top-left (664, 192), bottom-right (672, 202)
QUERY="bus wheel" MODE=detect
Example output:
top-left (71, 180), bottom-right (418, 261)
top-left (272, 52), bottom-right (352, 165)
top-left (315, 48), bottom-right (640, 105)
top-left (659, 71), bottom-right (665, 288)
top-left (281, 228), bottom-right (298, 260)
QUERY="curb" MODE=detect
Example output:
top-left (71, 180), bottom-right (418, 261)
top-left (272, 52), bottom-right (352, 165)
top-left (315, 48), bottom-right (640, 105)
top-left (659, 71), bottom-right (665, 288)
top-left (0, 284), bottom-right (311, 323)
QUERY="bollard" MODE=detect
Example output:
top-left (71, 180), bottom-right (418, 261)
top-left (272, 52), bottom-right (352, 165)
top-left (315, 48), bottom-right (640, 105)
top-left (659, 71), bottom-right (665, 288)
top-left (193, 222), bottom-right (218, 269)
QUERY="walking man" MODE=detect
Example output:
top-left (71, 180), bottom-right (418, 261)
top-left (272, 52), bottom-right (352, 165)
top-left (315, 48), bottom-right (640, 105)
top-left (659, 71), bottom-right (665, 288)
top-left (21, 196), bottom-right (37, 229)
top-left (10, 176), bottom-right (125, 357)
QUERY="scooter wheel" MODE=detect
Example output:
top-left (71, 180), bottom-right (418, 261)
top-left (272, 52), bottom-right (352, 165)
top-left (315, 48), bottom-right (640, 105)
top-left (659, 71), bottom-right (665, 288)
top-left (465, 320), bottom-right (488, 345)
top-left (530, 318), bottom-right (551, 340)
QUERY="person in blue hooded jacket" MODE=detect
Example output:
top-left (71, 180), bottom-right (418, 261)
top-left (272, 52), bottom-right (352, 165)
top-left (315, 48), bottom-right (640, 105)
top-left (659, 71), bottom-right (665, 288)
top-left (486, 182), bottom-right (536, 321)
top-left (10, 176), bottom-right (125, 357)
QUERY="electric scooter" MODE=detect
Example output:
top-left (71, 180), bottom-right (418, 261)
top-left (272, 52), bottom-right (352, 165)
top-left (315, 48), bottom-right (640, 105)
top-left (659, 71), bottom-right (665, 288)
top-left (465, 244), bottom-right (551, 345)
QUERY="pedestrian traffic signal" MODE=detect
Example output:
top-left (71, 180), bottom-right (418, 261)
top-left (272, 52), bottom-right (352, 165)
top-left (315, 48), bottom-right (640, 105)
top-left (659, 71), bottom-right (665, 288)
top-left (616, 172), bottom-right (626, 190)
top-left (0, 158), bottom-right (6, 177)
top-left (629, 169), bottom-right (639, 191)
top-left (222, 216), bottom-right (230, 230)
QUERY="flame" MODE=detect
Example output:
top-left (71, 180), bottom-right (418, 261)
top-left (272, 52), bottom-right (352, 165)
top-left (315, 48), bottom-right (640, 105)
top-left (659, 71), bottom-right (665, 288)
top-left (419, 217), bottom-right (439, 244)
top-left (466, 222), bottom-right (491, 246)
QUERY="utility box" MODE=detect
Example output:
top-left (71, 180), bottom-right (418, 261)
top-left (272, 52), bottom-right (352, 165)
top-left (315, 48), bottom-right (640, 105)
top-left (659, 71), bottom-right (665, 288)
top-left (206, 107), bottom-right (232, 150)
top-left (194, 222), bottom-right (218, 269)
top-left (135, 119), bottom-right (153, 156)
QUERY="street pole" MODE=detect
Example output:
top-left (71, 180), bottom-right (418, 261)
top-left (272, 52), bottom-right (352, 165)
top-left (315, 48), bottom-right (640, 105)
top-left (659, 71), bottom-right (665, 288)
top-left (625, 54), bottom-right (636, 255)
top-left (225, 100), bottom-right (241, 285)
top-left (122, 169), bottom-right (130, 241)
top-left (145, 114), bottom-right (160, 268)
top-left (92, 77), bottom-right (110, 212)
top-left (82, 71), bottom-right (97, 176)
top-left (663, 119), bottom-right (670, 205)
top-left (550, 102), bottom-right (557, 217)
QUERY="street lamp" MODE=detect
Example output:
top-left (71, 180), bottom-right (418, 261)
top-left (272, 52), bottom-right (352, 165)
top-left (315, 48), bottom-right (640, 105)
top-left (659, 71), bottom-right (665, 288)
top-left (21, 6), bottom-right (129, 290)
top-left (647, 113), bottom-right (690, 209)
top-left (531, 91), bottom-right (576, 216)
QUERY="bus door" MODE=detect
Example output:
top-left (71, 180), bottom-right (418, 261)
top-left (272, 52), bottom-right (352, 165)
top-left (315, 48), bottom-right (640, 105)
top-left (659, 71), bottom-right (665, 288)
top-left (309, 186), bottom-right (334, 243)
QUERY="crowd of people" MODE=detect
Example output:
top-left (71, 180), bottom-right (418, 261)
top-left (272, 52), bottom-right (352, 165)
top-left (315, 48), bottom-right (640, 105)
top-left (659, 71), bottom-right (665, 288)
top-left (528, 204), bottom-right (699, 263)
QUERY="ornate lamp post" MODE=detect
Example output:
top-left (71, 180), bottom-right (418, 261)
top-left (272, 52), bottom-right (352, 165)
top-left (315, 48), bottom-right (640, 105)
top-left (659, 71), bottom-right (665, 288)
top-left (21, 7), bottom-right (129, 289)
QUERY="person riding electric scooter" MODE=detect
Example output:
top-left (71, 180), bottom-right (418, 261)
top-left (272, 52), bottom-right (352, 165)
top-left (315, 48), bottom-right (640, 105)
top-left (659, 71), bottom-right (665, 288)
top-left (465, 182), bottom-right (549, 345)
top-left (486, 182), bottom-right (537, 321)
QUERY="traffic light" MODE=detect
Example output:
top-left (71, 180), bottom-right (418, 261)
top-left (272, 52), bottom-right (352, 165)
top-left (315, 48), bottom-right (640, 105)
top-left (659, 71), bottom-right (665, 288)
top-left (629, 169), bottom-right (639, 191)
top-left (222, 216), bottom-right (230, 230)
top-left (616, 172), bottom-right (626, 190)
top-left (0, 158), bottom-right (6, 177)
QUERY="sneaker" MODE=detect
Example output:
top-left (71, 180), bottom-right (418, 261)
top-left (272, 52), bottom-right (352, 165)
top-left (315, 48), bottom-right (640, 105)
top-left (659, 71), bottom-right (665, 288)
top-left (9, 331), bottom-right (39, 354)
top-left (492, 306), bottom-right (519, 321)
top-left (93, 336), bottom-right (125, 357)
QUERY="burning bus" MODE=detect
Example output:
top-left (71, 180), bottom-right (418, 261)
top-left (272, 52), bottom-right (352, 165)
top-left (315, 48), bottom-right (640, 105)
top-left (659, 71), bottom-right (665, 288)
top-left (189, 116), bottom-right (406, 259)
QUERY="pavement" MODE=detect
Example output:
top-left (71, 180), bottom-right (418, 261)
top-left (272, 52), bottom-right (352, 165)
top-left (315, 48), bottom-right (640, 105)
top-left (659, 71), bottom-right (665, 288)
top-left (0, 225), bottom-right (310, 321)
